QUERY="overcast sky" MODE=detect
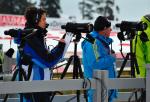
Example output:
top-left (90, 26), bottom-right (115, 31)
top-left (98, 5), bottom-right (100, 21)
top-left (60, 0), bottom-right (150, 21)
top-left (116, 0), bottom-right (150, 21)
top-left (35, 0), bottom-right (150, 21)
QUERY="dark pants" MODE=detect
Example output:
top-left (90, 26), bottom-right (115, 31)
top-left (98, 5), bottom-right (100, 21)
top-left (23, 92), bottom-right (51, 102)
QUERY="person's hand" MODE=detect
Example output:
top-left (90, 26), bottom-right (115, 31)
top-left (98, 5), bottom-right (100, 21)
top-left (57, 32), bottom-right (73, 43)
top-left (63, 32), bottom-right (73, 44)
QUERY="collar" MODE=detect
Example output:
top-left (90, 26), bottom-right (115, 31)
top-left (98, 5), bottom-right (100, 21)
top-left (91, 31), bottom-right (113, 45)
top-left (24, 25), bottom-right (47, 37)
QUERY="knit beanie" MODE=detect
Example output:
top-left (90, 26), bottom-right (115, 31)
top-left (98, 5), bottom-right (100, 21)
top-left (94, 16), bottom-right (111, 31)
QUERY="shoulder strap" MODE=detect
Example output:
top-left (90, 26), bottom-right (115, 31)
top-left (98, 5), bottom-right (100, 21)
top-left (92, 40), bottom-right (100, 62)
top-left (96, 37), bottom-right (111, 54)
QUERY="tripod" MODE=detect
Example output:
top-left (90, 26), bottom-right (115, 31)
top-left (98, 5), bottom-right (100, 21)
top-left (116, 31), bottom-right (142, 101)
top-left (117, 31), bottom-right (140, 78)
top-left (2, 42), bottom-right (34, 102)
top-left (50, 34), bottom-right (87, 102)
top-left (62, 42), bottom-right (84, 102)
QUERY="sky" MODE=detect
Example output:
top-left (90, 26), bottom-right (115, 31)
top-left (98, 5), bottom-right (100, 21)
top-left (35, 0), bottom-right (150, 21)
top-left (62, 0), bottom-right (150, 21)
top-left (115, 0), bottom-right (150, 21)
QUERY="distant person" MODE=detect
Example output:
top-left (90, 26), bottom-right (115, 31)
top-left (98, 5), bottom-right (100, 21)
top-left (82, 16), bottom-right (117, 102)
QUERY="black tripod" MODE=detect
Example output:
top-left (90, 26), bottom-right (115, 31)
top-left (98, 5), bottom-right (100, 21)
top-left (2, 41), bottom-right (34, 102)
top-left (117, 31), bottom-right (140, 78)
top-left (117, 31), bottom-right (141, 102)
top-left (50, 34), bottom-right (87, 102)
top-left (61, 39), bottom-right (84, 102)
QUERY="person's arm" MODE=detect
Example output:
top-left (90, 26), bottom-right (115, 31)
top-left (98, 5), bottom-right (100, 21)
top-left (23, 33), bottom-right (66, 68)
top-left (26, 35), bottom-right (65, 61)
top-left (23, 31), bottom-right (73, 68)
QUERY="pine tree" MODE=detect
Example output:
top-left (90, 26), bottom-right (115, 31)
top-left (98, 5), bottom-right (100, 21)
top-left (0, 0), bottom-right (35, 15)
top-left (79, 0), bottom-right (120, 20)
top-left (40, 0), bottom-right (61, 18)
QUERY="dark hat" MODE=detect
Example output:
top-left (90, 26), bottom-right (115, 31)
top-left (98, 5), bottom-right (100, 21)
top-left (94, 16), bottom-right (111, 31)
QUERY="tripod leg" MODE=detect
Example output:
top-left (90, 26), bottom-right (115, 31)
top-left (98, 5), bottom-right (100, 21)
top-left (11, 69), bottom-right (19, 81)
top-left (2, 94), bottom-right (8, 102)
top-left (77, 59), bottom-right (88, 102)
top-left (132, 54), bottom-right (140, 76)
top-left (18, 66), bottom-right (24, 102)
top-left (20, 68), bottom-right (27, 80)
top-left (60, 56), bottom-right (73, 79)
top-left (130, 53), bottom-right (136, 77)
top-left (50, 56), bottom-right (74, 102)
top-left (76, 57), bottom-right (83, 78)
top-left (75, 59), bottom-right (80, 102)
top-left (76, 57), bottom-right (88, 102)
top-left (117, 53), bottom-right (130, 78)
top-left (2, 69), bottom-right (19, 102)
top-left (74, 56), bottom-right (89, 102)
top-left (20, 67), bottom-right (37, 102)
top-left (73, 56), bottom-right (80, 102)
top-left (73, 56), bottom-right (78, 79)
top-left (76, 90), bottom-right (80, 102)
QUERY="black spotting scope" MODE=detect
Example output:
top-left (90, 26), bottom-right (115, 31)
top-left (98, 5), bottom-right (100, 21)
top-left (4, 28), bottom-right (35, 38)
top-left (61, 22), bottom-right (93, 33)
top-left (116, 21), bottom-right (147, 31)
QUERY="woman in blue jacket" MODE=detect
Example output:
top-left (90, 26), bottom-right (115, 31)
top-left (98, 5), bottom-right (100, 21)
top-left (14, 6), bottom-right (72, 102)
top-left (82, 16), bottom-right (117, 102)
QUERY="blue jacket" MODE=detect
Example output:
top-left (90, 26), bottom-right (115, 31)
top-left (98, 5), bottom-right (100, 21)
top-left (15, 34), bottom-right (65, 80)
top-left (81, 31), bottom-right (117, 102)
top-left (14, 28), bottom-right (65, 102)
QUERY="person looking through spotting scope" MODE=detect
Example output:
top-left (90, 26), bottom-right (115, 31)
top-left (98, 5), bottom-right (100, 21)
top-left (82, 16), bottom-right (117, 102)
top-left (13, 6), bottom-right (72, 102)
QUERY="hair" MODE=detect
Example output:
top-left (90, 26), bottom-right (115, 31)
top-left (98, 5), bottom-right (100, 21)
top-left (94, 16), bottom-right (111, 31)
top-left (24, 6), bottom-right (46, 28)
